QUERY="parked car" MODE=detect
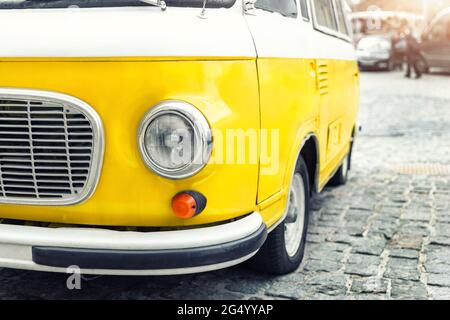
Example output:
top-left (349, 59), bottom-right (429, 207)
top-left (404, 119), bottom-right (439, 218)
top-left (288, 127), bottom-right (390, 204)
top-left (420, 8), bottom-right (450, 72)
top-left (0, 0), bottom-right (359, 276)
top-left (356, 35), bottom-right (402, 71)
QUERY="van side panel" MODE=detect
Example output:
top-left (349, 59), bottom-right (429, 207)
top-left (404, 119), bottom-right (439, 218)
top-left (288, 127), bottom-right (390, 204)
top-left (310, 33), bottom-right (360, 189)
top-left (246, 10), bottom-right (359, 221)
top-left (245, 12), bottom-right (318, 206)
top-left (316, 58), bottom-right (359, 190)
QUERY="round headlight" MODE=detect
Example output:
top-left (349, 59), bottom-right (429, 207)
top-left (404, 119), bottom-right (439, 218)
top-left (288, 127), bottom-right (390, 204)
top-left (138, 101), bottom-right (212, 179)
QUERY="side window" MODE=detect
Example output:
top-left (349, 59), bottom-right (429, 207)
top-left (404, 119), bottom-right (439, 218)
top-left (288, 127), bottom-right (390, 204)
top-left (255, 0), bottom-right (298, 18)
top-left (299, 0), bottom-right (309, 21)
top-left (314, 0), bottom-right (338, 31)
top-left (334, 0), bottom-right (349, 35)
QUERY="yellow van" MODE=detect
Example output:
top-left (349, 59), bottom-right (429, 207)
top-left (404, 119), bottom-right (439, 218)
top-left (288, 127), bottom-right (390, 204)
top-left (0, 0), bottom-right (359, 275)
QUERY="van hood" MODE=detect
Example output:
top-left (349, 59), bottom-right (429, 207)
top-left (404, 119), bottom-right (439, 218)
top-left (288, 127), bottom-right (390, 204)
top-left (0, 6), bottom-right (255, 59)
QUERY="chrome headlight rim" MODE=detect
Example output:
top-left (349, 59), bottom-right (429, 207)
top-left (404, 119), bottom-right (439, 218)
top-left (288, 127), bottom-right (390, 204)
top-left (138, 100), bottom-right (213, 180)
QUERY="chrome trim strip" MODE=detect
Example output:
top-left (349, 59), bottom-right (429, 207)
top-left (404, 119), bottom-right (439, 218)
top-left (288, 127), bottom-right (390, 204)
top-left (0, 88), bottom-right (104, 206)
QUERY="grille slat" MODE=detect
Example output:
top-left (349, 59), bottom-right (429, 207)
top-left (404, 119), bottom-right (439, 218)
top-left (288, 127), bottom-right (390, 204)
top-left (2, 171), bottom-right (88, 178)
top-left (1, 165), bottom-right (77, 170)
top-left (4, 178), bottom-right (71, 184)
top-left (5, 191), bottom-right (41, 196)
top-left (0, 158), bottom-right (89, 164)
top-left (0, 94), bottom-right (98, 203)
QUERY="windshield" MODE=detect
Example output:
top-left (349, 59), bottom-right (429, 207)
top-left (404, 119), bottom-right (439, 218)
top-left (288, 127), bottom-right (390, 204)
top-left (0, 0), bottom-right (236, 9)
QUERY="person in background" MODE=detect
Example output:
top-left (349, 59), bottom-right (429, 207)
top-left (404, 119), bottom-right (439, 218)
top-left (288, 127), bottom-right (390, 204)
top-left (404, 26), bottom-right (423, 79)
top-left (391, 29), bottom-right (404, 71)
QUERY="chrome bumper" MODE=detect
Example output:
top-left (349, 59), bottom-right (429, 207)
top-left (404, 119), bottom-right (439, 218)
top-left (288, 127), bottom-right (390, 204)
top-left (0, 212), bottom-right (266, 275)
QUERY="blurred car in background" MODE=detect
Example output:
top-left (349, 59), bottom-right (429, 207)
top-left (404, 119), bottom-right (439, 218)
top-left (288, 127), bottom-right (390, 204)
top-left (420, 8), bottom-right (450, 72)
top-left (356, 35), bottom-right (402, 71)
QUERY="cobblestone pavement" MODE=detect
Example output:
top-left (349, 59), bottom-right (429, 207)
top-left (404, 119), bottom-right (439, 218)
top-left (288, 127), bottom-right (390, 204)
top-left (1, 71), bottom-right (450, 300)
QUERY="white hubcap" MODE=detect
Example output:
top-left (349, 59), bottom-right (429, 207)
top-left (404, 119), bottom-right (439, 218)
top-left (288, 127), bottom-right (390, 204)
top-left (284, 173), bottom-right (306, 257)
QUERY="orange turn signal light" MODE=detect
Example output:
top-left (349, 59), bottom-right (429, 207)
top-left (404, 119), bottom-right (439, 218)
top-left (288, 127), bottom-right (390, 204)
top-left (172, 191), bottom-right (207, 219)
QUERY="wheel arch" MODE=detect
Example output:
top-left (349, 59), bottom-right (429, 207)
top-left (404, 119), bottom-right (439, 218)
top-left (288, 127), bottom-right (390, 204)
top-left (299, 135), bottom-right (320, 195)
top-left (268, 131), bottom-right (320, 233)
top-left (283, 129), bottom-right (320, 197)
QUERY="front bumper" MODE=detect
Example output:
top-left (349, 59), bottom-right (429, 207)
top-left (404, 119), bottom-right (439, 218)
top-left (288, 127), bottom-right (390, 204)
top-left (357, 58), bottom-right (390, 70)
top-left (0, 212), bottom-right (267, 275)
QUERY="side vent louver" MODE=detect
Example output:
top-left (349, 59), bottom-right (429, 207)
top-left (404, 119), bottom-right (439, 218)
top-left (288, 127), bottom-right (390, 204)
top-left (316, 61), bottom-right (330, 96)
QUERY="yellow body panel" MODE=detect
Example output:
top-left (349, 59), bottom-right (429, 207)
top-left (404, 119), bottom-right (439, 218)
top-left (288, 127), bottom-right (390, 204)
top-left (0, 57), bottom-right (359, 229)
top-left (0, 59), bottom-right (261, 227)
top-left (317, 59), bottom-right (360, 190)
top-left (256, 58), bottom-right (317, 203)
top-left (256, 58), bottom-right (359, 211)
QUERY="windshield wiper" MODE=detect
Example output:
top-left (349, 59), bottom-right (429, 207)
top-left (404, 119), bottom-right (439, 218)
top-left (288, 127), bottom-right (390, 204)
top-left (137, 0), bottom-right (167, 10)
top-left (18, 0), bottom-right (168, 10)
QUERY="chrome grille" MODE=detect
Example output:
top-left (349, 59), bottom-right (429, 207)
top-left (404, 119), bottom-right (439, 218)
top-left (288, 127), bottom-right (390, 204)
top-left (0, 89), bottom-right (104, 205)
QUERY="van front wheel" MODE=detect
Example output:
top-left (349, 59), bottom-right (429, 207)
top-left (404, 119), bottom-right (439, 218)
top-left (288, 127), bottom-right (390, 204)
top-left (248, 157), bottom-right (310, 275)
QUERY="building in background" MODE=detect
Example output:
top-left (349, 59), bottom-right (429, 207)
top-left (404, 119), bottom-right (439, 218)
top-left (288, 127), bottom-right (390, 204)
top-left (347, 0), bottom-right (450, 21)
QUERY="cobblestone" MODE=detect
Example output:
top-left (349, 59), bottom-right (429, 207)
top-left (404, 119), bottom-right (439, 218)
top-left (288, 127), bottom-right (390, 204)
top-left (389, 248), bottom-right (421, 260)
top-left (390, 280), bottom-right (428, 300)
top-left (384, 258), bottom-right (421, 282)
top-left (0, 71), bottom-right (450, 299)
top-left (351, 277), bottom-right (389, 294)
top-left (345, 254), bottom-right (380, 277)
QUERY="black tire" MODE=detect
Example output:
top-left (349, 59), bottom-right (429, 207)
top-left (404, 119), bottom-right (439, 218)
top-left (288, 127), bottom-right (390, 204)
top-left (328, 149), bottom-right (352, 187)
top-left (387, 60), bottom-right (395, 71)
top-left (247, 156), bottom-right (310, 275)
top-left (417, 58), bottom-right (429, 74)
